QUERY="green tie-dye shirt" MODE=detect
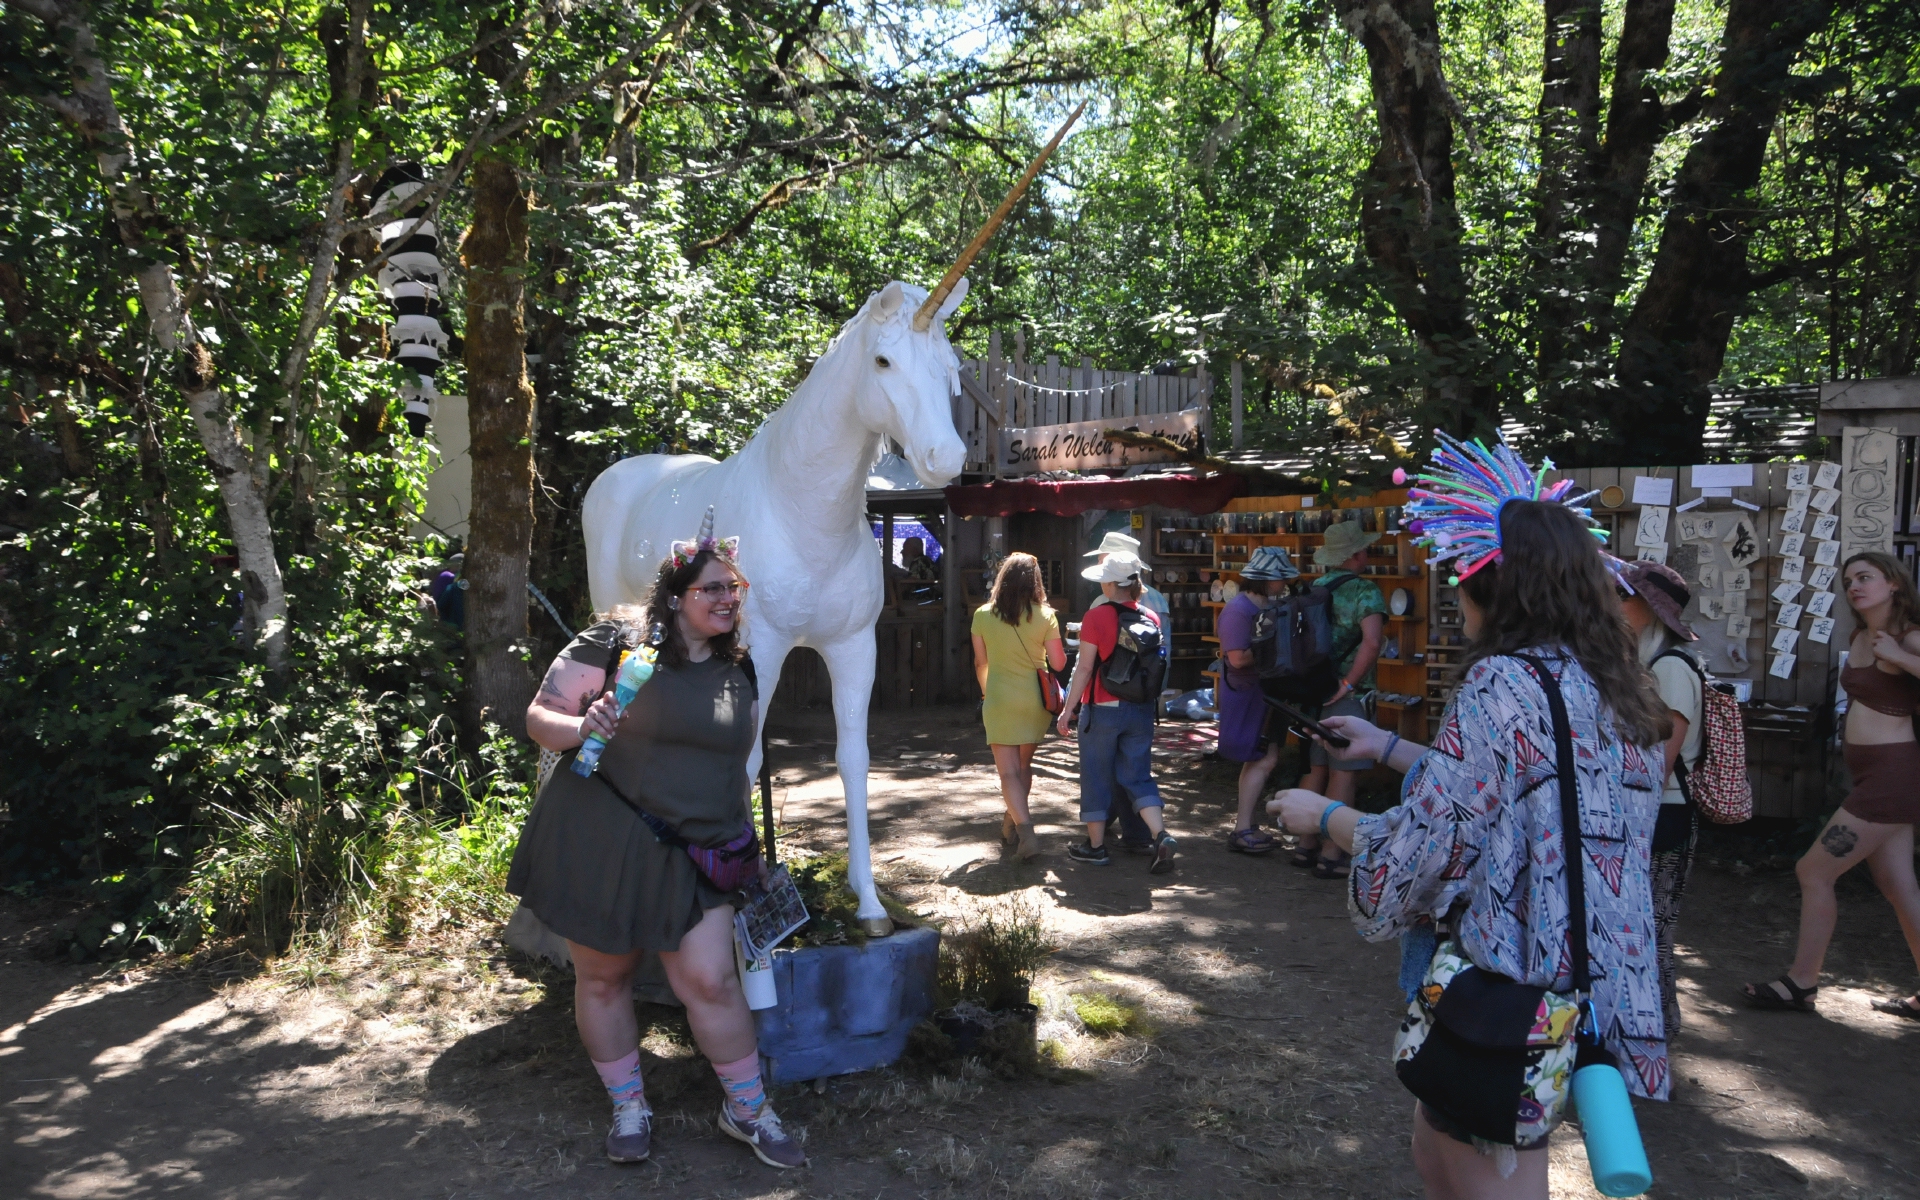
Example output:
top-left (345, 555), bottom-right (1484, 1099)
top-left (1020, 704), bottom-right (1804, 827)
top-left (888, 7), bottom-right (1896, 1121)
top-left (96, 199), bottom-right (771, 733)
top-left (1315, 572), bottom-right (1388, 690)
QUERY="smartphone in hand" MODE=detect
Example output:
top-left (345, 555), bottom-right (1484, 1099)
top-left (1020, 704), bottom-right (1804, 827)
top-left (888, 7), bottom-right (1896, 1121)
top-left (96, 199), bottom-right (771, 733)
top-left (1262, 697), bottom-right (1353, 748)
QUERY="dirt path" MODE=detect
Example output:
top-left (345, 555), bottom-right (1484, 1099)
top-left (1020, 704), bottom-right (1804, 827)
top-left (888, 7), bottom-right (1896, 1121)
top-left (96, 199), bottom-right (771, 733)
top-left (6, 702), bottom-right (1918, 1198)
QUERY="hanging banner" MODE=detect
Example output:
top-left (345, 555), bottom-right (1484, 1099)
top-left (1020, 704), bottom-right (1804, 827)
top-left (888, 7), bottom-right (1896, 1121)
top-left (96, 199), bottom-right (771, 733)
top-left (998, 407), bottom-right (1206, 475)
top-left (1840, 426), bottom-right (1898, 559)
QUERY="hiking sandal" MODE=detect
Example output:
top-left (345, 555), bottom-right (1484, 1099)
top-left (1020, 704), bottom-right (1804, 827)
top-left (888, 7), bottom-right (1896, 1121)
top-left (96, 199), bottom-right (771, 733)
top-left (1870, 994), bottom-right (1920, 1020)
top-left (1743, 974), bottom-right (1818, 1012)
top-left (1229, 828), bottom-right (1276, 855)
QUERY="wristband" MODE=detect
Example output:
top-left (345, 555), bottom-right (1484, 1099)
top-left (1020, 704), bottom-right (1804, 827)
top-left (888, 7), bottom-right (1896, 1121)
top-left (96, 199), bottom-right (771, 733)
top-left (1319, 801), bottom-right (1346, 838)
top-left (1383, 732), bottom-right (1401, 765)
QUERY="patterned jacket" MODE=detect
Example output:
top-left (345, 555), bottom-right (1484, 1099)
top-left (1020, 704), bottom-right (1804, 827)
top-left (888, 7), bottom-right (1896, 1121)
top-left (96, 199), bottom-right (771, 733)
top-left (1348, 649), bottom-right (1670, 1100)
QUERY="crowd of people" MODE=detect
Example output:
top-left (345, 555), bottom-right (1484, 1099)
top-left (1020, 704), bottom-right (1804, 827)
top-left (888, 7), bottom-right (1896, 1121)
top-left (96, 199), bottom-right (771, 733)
top-left (497, 437), bottom-right (1920, 1198)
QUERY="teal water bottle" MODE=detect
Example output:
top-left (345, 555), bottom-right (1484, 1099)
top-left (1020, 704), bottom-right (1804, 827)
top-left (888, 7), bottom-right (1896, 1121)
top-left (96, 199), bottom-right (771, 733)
top-left (1571, 1060), bottom-right (1652, 1197)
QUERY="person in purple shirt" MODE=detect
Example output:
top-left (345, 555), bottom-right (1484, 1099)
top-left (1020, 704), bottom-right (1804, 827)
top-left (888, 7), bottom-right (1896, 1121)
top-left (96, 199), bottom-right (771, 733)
top-left (1218, 546), bottom-right (1300, 854)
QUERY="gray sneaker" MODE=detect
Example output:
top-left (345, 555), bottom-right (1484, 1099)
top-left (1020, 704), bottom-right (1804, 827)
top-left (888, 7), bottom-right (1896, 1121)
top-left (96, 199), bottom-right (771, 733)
top-left (1149, 832), bottom-right (1179, 875)
top-left (605, 1098), bottom-right (652, 1162)
top-left (718, 1102), bottom-right (807, 1169)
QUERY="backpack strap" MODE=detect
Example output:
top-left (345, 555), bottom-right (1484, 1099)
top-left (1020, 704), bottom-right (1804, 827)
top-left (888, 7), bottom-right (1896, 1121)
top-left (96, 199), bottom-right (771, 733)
top-left (1515, 654), bottom-right (1592, 1002)
top-left (1650, 647), bottom-right (1706, 801)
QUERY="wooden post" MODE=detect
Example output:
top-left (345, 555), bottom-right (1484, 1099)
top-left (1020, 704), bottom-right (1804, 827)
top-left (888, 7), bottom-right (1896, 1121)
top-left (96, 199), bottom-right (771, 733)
top-left (1013, 326), bottom-right (1028, 428)
top-left (1046, 353), bottom-right (1061, 426)
top-left (941, 502), bottom-right (965, 699)
top-left (1081, 355), bottom-right (1095, 422)
top-left (1230, 358), bottom-right (1244, 450)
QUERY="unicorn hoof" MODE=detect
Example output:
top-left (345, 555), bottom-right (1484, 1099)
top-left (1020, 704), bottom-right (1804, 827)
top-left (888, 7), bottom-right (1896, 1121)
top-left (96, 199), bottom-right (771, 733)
top-left (859, 916), bottom-right (894, 938)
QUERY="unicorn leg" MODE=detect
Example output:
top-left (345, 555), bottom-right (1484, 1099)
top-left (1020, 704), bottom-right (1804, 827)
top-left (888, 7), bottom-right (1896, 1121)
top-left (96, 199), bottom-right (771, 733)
top-left (818, 630), bottom-right (890, 936)
top-left (744, 634), bottom-right (795, 796)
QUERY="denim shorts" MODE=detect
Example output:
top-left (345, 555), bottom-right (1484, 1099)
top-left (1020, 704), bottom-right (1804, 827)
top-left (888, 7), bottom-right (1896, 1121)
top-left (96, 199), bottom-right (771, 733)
top-left (1077, 701), bottom-right (1164, 823)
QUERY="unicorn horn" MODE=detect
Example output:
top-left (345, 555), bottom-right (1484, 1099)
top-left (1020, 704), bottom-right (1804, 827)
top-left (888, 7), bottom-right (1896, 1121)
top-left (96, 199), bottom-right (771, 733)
top-left (912, 100), bottom-right (1089, 332)
top-left (698, 506), bottom-right (715, 543)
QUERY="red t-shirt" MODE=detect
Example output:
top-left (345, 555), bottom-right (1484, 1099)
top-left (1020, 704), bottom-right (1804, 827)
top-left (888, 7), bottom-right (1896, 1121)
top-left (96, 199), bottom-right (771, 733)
top-left (1080, 602), bottom-right (1162, 705)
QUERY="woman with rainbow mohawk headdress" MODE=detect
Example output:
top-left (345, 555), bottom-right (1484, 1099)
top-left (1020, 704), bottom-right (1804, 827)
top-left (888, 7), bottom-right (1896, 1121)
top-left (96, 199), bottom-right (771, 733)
top-left (1271, 434), bottom-right (1671, 1197)
top-left (510, 508), bottom-right (805, 1171)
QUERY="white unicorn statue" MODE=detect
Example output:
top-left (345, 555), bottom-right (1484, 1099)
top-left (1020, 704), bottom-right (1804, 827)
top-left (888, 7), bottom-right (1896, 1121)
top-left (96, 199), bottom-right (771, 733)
top-left (579, 106), bottom-right (1084, 937)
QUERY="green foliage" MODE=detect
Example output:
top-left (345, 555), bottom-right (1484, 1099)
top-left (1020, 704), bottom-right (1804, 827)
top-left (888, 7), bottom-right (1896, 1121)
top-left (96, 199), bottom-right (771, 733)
top-left (782, 850), bottom-right (918, 947)
top-left (1069, 990), bottom-right (1150, 1037)
top-left (936, 895), bottom-right (1054, 1011)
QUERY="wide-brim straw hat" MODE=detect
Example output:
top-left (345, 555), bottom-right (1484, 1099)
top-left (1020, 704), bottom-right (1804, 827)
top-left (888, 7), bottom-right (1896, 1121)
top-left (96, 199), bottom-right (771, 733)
top-left (1241, 545), bottom-right (1300, 582)
top-left (1082, 551), bottom-right (1147, 584)
top-left (1084, 530), bottom-right (1143, 558)
top-left (1619, 560), bottom-right (1698, 641)
top-left (1314, 519), bottom-right (1380, 566)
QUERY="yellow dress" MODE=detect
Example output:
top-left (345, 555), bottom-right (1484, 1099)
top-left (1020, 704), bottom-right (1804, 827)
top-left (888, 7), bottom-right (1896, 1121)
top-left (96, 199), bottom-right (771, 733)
top-left (973, 603), bottom-right (1061, 745)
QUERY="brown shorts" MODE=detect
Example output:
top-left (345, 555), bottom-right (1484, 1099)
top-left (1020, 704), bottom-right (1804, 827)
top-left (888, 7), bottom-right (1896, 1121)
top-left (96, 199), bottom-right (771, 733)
top-left (1841, 740), bottom-right (1920, 825)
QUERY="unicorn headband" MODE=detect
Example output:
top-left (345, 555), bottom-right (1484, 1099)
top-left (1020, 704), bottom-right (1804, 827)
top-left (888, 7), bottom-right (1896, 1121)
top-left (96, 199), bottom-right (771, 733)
top-left (1392, 431), bottom-right (1617, 587)
top-left (669, 506), bottom-right (741, 570)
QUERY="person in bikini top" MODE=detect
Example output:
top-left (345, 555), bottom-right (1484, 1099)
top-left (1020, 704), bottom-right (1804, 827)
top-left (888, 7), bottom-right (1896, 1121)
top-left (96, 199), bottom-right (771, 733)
top-left (1745, 550), bottom-right (1920, 1020)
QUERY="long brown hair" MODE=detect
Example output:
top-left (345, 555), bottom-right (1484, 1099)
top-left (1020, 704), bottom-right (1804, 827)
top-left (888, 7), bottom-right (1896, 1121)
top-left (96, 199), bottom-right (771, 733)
top-left (989, 552), bottom-right (1048, 626)
top-left (601, 548), bottom-right (749, 669)
top-left (1457, 500), bottom-right (1670, 747)
top-left (1841, 551), bottom-right (1920, 637)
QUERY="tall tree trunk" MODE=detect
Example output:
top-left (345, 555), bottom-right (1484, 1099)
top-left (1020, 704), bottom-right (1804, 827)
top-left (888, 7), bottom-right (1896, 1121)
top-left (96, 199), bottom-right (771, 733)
top-left (1613, 0), bottom-right (1834, 464)
top-left (1530, 0), bottom-right (1604, 417)
top-left (18, 0), bottom-right (288, 670)
top-left (460, 156), bottom-right (537, 738)
top-left (1336, 0), bottom-right (1502, 438)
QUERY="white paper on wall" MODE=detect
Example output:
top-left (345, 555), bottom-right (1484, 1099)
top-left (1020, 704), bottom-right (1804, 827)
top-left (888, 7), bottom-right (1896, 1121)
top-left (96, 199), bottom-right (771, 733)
top-left (1723, 516), bottom-right (1762, 566)
top-left (1771, 580), bottom-right (1804, 604)
top-left (1809, 616), bottom-right (1836, 644)
top-left (1807, 590), bottom-right (1835, 617)
top-left (1636, 544), bottom-right (1669, 564)
top-left (1635, 506), bottom-right (1671, 547)
top-left (1810, 564), bottom-right (1837, 590)
top-left (1676, 514), bottom-right (1701, 542)
top-left (1727, 568), bottom-right (1752, 591)
top-left (1726, 614), bottom-right (1753, 638)
top-left (1786, 487), bottom-right (1812, 513)
top-left (1772, 627), bottom-right (1801, 654)
top-left (1812, 487), bottom-right (1841, 513)
top-left (1695, 515), bottom-right (1720, 541)
top-left (1813, 513), bottom-right (1840, 541)
top-left (1779, 556), bottom-right (1805, 583)
top-left (1815, 461), bottom-right (1842, 490)
top-left (1699, 596), bottom-right (1722, 620)
top-left (1633, 476), bottom-right (1676, 506)
top-left (1786, 464), bottom-right (1812, 489)
top-left (1813, 539), bottom-right (1840, 566)
top-left (1780, 509), bottom-right (1807, 534)
top-left (1776, 602), bottom-right (1804, 627)
top-left (1770, 652), bottom-right (1798, 679)
top-left (1841, 426), bottom-right (1898, 558)
top-left (1722, 589), bottom-right (1749, 607)
top-left (1727, 641), bottom-right (1751, 672)
top-left (1779, 532), bottom-right (1806, 557)
top-left (1698, 564), bottom-right (1719, 590)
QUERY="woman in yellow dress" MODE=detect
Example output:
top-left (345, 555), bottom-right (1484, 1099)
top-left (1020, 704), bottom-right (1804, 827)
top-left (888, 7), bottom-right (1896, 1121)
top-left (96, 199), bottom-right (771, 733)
top-left (971, 553), bottom-right (1067, 859)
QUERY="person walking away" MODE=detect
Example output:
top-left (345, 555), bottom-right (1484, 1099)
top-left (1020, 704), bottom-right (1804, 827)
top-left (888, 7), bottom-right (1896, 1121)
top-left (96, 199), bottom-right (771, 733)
top-left (1744, 551), bottom-right (1920, 1019)
top-left (1617, 561), bottom-right (1704, 1037)
top-left (428, 552), bottom-right (466, 629)
top-left (971, 552), bottom-right (1067, 860)
top-left (1216, 546), bottom-right (1302, 854)
top-left (1085, 529), bottom-right (1167, 853)
top-left (1058, 552), bottom-right (1178, 873)
top-left (1274, 449), bottom-right (1670, 1199)
top-left (1292, 520), bottom-right (1386, 877)
top-left (509, 522), bottom-right (804, 1169)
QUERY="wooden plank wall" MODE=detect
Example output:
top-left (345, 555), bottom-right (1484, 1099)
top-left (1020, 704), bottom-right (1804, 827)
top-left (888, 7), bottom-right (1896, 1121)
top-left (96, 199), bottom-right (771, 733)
top-left (1550, 464), bottom-right (1842, 819)
top-left (954, 341), bottom-right (1213, 473)
top-left (770, 620), bottom-right (951, 711)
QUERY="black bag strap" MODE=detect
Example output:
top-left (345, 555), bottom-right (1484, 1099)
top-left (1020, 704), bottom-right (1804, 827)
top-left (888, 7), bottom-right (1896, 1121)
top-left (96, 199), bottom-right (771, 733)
top-left (1515, 654), bottom-right (1591, 999)
top-left (1650, 647), bottom-right (1702, 802)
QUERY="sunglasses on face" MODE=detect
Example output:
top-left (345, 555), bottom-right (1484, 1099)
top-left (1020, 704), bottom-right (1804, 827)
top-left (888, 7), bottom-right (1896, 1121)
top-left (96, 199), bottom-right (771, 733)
top-left (689, 580), bottom-right (748, 601)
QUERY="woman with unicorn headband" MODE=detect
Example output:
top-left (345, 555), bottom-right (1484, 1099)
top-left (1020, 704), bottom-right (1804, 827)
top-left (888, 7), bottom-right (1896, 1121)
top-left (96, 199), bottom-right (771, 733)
top-left (509, 509), bottom-right (805, 1171)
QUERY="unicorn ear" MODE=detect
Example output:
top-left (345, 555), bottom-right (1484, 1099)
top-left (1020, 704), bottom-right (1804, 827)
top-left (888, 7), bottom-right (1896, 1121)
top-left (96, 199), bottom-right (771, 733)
top-left (870, 281), bottom-right (905, 323)
top-left (936, 276), bottom-right (969, 322)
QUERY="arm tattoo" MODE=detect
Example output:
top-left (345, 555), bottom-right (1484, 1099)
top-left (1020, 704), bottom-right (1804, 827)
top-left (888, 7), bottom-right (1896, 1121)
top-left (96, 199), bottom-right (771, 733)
top-left (1821, 824), bottom-right (1859, 858)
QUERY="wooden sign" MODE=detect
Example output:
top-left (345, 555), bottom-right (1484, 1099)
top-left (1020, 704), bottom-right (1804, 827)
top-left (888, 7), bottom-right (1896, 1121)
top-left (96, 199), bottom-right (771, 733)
top-left (1840, 426), bottom-right (1898, 559)
top-left (998, 407), bottom-right (1205, 475)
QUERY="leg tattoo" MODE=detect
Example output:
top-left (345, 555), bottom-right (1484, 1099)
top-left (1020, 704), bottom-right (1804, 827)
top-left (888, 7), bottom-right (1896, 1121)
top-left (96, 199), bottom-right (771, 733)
top-left (1821, 823), bottom-right (1859, 858)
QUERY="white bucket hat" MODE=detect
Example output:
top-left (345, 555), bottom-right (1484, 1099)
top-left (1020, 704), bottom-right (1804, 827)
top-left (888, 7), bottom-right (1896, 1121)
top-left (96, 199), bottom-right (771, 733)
top-left (1084, 530), bottom-right (1143, 558)
top-left (1082, 551), bottom-right (1147, 584)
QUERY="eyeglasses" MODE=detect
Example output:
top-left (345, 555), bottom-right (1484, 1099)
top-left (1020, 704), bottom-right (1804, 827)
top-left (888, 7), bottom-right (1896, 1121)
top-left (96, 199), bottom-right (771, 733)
top-left (690, 580), bottom-right (748, 601)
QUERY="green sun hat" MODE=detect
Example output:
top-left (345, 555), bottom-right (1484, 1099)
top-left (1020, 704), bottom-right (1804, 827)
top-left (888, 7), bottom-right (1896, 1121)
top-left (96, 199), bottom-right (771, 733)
top-left (1314, 519), bottom-right (1380, 566)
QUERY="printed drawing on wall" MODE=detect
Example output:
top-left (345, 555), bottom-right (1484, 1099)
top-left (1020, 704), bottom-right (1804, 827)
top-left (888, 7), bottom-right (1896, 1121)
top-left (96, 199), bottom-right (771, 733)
top-left (1841, 425), bottom-right (1898, 559)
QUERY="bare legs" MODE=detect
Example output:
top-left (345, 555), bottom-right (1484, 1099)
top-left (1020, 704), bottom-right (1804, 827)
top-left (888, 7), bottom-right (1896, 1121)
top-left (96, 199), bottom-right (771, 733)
top-left (1409, 1103), bottom-right (1548, 1199)
top-left (1758, 812), bottom-right (1920, 1004)
top-left (989, 742), bottom-right (1039, 824)
top-left (1293, 762), bottom-right (1358, 865)
top-left (568, 905), bottom-right (757, 1066)
top-left (1235, 741), bottom-right (1282, 833)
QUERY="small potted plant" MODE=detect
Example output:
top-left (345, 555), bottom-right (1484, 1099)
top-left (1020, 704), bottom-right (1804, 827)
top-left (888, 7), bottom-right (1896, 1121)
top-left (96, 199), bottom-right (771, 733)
top-left (933, 896), bottom-right (1055, 1065)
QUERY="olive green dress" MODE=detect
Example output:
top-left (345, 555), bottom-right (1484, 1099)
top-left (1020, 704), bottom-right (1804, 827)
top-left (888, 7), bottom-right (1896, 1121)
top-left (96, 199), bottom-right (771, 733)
top-left (506, 621), bottom-right (758, 955)
top-left (973, 603), bottom-right (1061, 745)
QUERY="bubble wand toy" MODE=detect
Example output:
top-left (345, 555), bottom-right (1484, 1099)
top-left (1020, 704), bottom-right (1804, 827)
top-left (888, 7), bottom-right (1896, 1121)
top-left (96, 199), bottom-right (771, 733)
top-left (572, 631), bottom-right (660, 777)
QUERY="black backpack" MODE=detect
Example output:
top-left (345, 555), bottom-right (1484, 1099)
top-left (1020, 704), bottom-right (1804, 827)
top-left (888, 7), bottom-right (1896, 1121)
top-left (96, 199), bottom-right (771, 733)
top-left (1243, 573), bottom-right (1362, 703)
top-left (1098, 604), bottom-right (1167, 704)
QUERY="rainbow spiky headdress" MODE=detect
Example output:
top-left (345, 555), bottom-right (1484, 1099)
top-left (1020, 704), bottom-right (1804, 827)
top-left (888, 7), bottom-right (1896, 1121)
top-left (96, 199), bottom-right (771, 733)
top-left (1392, 432), bottom-right (1610, 585)
top-left (669, 506), bottom-right (740, 570)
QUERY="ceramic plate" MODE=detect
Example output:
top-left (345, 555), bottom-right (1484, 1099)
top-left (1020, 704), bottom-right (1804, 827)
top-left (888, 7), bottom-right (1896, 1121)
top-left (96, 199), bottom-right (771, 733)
top-left (1389, 587), bottom-right (1412, 616)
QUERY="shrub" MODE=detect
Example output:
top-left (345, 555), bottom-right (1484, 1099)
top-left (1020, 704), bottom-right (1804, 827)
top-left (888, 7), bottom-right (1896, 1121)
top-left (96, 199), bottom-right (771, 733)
top-left (937, 895), bottom-right (1055, 1011)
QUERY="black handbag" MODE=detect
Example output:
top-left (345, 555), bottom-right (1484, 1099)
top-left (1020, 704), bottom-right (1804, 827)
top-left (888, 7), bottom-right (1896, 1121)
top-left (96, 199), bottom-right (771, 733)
top-left (1393, 654), bottom-right (1617, 1146)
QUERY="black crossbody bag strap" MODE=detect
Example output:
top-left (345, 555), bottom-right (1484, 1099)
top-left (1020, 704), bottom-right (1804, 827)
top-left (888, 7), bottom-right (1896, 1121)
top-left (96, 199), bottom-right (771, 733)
top-left (1516, 655), bottom-right (1590, 1000)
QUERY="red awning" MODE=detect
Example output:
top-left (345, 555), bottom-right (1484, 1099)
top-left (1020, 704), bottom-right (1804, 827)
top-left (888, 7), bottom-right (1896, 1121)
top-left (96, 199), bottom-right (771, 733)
top-left (943, 473), bottom-right (1247, 518)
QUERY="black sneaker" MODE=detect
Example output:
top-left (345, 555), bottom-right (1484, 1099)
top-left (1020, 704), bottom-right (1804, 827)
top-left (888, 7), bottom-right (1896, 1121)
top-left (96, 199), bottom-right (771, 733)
top-left (1149, 833), bottom-right (1179, 875)
top-left (1067, 840), bottom-right (1111, 865)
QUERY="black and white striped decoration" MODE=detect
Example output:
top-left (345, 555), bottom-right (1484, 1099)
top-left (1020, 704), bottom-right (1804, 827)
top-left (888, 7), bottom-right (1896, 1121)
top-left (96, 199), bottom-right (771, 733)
top-left (369, 163), bottom-right (449, 437)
